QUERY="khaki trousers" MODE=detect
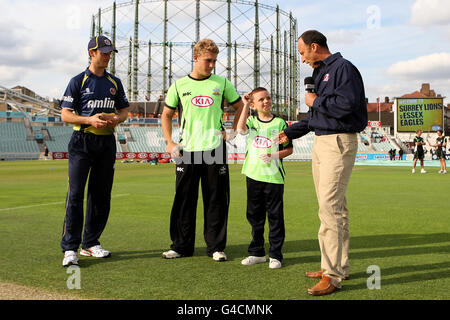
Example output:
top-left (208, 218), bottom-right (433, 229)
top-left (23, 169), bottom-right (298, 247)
top-left (312, 133), bottom-right (358, 288)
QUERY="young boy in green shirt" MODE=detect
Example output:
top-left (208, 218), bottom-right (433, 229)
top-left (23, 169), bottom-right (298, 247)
top-left (237, 87), bottom-right (293, 269)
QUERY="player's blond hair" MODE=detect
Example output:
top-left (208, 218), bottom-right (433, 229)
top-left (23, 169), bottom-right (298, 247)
top-left (193, 39), bottom-right (219, 57)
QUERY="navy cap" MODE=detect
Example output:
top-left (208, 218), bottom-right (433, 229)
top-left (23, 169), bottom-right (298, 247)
top-left (88, 35), bottom-right (118, 53)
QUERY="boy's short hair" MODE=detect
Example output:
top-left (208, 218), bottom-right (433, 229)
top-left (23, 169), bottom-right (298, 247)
top-left (437, 129), bottom-right (443, 135)
top-left (250, 87), bottom-right (269, 103)
top-left (193, 39), bottom-right (219, 57)
top-left (416, 129), bottom-right (422, 133)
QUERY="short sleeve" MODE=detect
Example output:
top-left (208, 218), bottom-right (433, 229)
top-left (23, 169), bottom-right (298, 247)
top-left (224, 78), bottom-right (241, 105)
top-left (246, 116), bottom-right (255, 130)
top-left (165, 81), bottom-right (179, 109)
top-left (61, 77), bottom-right (81, 112)
top-left (115, 79), bottom-right (129, 110)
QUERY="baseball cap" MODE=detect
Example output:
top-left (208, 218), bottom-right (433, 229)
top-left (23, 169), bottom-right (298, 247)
top-left (88, 35), bottom-right (118, 53)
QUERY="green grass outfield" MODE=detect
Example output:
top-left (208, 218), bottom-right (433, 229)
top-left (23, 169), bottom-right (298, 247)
top-left (0, 160), bottom-right (449, 300)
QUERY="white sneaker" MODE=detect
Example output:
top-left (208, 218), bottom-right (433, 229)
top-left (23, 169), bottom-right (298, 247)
top-left (439, 170), bottom-right (443, 174)
top-left (62, 250), bottom-right (78, 267)
top-left (269, 258), bottom-right (282, 269)
top-left (421, 169), bottom-right (427, 173)
top-left (412, 168), bottom-right (415, 173)
top-left (241, 256), bottom-right (267, 266)
top-left (80, 245), bottom-right (111, 258)
top-left (212, 251), bottom-right (227, 262)
top-left (162, 249), bottom-right (182, 259)
top-left (443, 170), bottom-right (447, 174)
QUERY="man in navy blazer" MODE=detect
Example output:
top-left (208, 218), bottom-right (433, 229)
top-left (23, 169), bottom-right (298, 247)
top-left (276, 30), bottom-right (368, 296)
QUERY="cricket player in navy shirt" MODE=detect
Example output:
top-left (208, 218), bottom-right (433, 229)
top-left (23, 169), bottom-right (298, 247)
top-left (276, 30), bottom-right (368, 295)
top-left (60, 35), bottom-right (129, 267)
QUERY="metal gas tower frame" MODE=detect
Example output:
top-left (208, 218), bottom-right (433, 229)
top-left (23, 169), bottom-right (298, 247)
top-left (91, 0), bottom-right (299, 120)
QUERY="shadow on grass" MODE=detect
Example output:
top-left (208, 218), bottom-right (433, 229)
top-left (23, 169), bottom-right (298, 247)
top-left (343, 261), bottom-right (450, 292)
top-left (80, 233), bottom-right (450, 291)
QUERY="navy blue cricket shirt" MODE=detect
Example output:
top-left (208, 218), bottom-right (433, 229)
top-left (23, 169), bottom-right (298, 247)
top-left (61, 68), bottom-right (129, 135)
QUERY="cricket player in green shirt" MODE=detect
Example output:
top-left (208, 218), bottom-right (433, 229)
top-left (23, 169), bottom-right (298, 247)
top-left (237, 87), bottom-right (293, 269)
top-left (433, 129), bottom-right (447, 174)
top-left (161, 39), bottom-right (244, 261)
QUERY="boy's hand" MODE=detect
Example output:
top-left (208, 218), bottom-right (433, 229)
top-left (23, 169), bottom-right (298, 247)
top-left (242, 91), bottom-right (253, 106)
top-left (260, 153), bottom-right (276, 164)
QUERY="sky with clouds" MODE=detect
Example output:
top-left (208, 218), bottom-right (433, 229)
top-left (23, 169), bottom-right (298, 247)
top-left (0, 0), bottom-right (449, 110)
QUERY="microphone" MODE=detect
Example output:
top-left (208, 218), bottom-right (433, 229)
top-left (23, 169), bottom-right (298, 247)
top-left (304, 77), bottom-right (315, 93)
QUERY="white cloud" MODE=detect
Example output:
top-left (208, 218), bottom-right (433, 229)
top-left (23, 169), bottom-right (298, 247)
top-left (386, 52), bottom-right (450, 79)
top-left (327, 29), bottom-right (362, 45)
top-left (410, 0), bottom-right (450, 26)
top-left (0, 0), bottom-right (111, 97)
top-left (0, 65), bottom-right (25, 83)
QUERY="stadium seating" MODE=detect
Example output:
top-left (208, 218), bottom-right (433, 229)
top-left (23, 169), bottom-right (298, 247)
top-left (1, 120), bottom-right (420, 160)
top-left (0, 122), bottom-right (40, 153)
top-left (371, 140), bottom-right (396, 152)
top-left (45, 126), bottom-right (73, 152)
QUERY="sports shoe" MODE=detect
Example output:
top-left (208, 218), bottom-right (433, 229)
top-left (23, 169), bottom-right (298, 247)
top-left (80, 245), bottom-right (111, 258)
top-left (443, 170), bottom-right (447, 174)
top-left (162, 249), bottom-right (182, 259)
top-left (269, 258), bottom-right (282, 269)
top-left (62, 250), bottom-right (79, 267)
top-left (412, 168), bottom-right (415, 173)
top-left (439, 170), bottom-right (443, 174)
top-left (241, 256), bottom-right (266, 266)
top-left (212, 251), bottom-right (227, 262)
top-left (421, 169), bottom-right (427, 173)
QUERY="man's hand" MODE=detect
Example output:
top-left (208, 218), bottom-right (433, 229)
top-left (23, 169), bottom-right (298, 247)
top-left (166, 141), bottom-right (181, 159)
top-left (89, 113), bottom-right (108, 129)
top-left (273, 131), bottom-right (289, 145)
top-left (305, 92), bottom-right (317, 107)
top-left (100, 113), bottom-right (120, 128)
top-left (220, 129), bottom-right (237, 141)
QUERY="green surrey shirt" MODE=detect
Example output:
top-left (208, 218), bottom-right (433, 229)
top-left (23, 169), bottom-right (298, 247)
top-left (241, 115), bottom-right (292, 184)
top-left (165, 74), bottom-right (241, 152)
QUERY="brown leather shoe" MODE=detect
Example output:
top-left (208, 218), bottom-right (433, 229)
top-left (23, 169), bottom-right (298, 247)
top-left (307, 276), bottom-right (338, 296)
top-left (305, 270), bottom-right (349, 280)
top-left (305, 270), bottom-right (323, 279)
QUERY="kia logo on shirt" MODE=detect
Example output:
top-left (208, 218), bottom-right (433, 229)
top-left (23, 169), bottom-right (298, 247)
top-left (192, 96), bottom-right (214, 107)
top-left (253, 136), bottom-right (272, 149)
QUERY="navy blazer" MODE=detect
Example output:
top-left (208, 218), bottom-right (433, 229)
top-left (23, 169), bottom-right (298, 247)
top-left (284, 52), bottom-right (368, 139)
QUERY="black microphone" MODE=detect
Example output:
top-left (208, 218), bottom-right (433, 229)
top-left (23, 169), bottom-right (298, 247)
top-left (304, 77), bottom-right (315, 93)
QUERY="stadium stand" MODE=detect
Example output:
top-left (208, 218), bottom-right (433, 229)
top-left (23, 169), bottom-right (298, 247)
top-left (371, 140), bottom-right (396, 152)
top-left (2, 114), bottom-right (421, 161)
top-left (0, 122), bottom-right (40, 153)
top-left (45, 126), bottom-right (73, 152)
